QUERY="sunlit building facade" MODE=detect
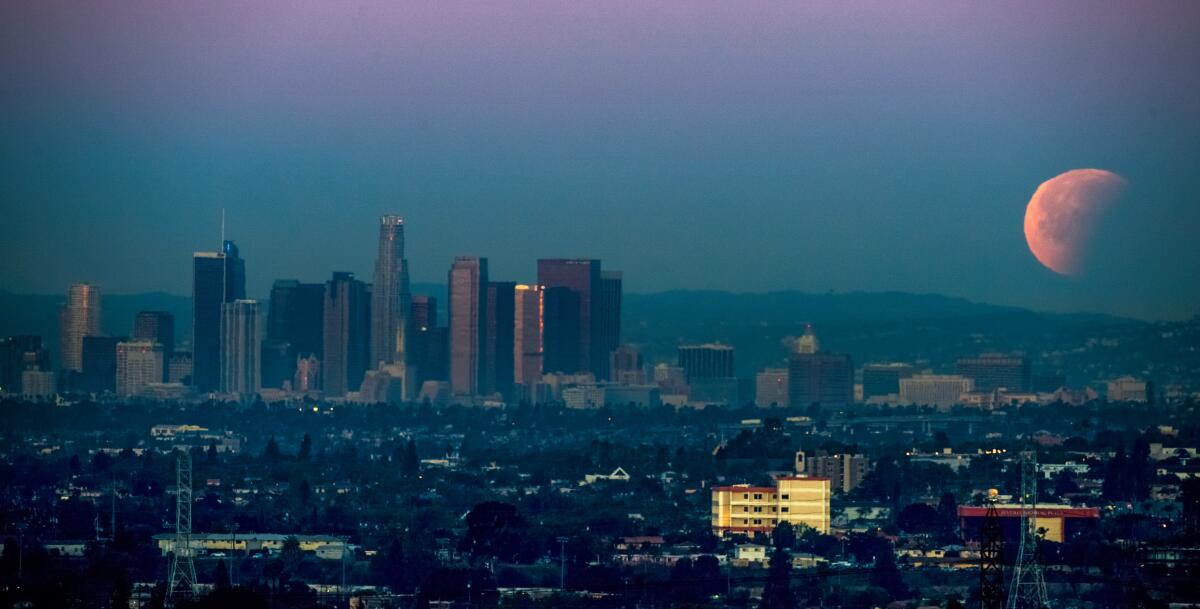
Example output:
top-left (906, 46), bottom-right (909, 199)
top-left (712, 477), bottom-right (831, 536)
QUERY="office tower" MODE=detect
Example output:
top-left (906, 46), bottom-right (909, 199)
top-left (81, 336), bottom-right (124, 393)
top-left (654, 363), bottom-right (688, 393)
top-left (483, 281), bottom-right (516, 399)
top-left (220, 300), bottom-right (262, 396)
top-left (424, 327), bottom-right (449, 382)
top-left (956, 353), bottom-right (1032, 393)
top-left (861, 363), bottom-right (916, 401)
top-left (58, 283), bottom-right (102, 372)
top-left (116, 340), bottom-right (164, 396)
top-left (370, 215), bottom-right (412, 371)
top-left (411, 295), bottom-right (436, 331)
top-left (513, 285), bottom-right (544, 392)
top-left (322, 273), bottom-right (371, 397)
top-left (21, 370), bottom-right (56, 400)
top-left (795, 323), bottom-right (820, 354)
top-left (449, 257), bottom-right (487, 397)
top-left (899, 374), bottom-right (973, 409)
top-left (168, 352), bottom-right (193, 384)
top-left (788, 352), bottom-right (854, 407)
top-left (0, 336), bottom-right (46, 395)
top-left (537, 259), bottom-right (601, 375)
top-left (133, 311), bottom-right (174, 381)
top-left (192, 241), bottom-right (245, 392)
top-left (610, 344), bottom-right (644, 385)
top-left (409, 295), bottom-right (437, 382)
top-left (755, 368), bottom-right (789, 407)
top-left (542, 287), bottom-right (581, 374)
top-left (597, 271), bottom-right (622, 380)
top-left (797, 451), bottom-right (870, 494)
top-left (677, 343), bottom-right (735, 382)
top-left (264, 280), bottom-right (324, 388)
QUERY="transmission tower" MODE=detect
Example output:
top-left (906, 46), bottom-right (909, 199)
top-left (980, 488), bottom-right (1004, 609)
top-left (1006, 450), bottom-right (1048, 609)
top-left (166, 451), bottom-right (197, 607)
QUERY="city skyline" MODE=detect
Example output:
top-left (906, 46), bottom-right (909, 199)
top-left (3, 2), bottom-right (1199, 321)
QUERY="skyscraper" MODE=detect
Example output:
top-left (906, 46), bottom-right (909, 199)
top-left (133, 311), bottom-right (174, 381)
top-left (116, 340), bottom-right (164, 396)
top-left (956, 353), bottom-right (1032, 393)
top-left (81, 336), bottom-right (124, 393)
top-left (597, 271), bottom-right (622, 380)
top-left (449, 257), bottom-right (487, 397)
top-left (58, 283), bottom-right (102, 372)
top-left (542, 287), bottom-right (581, 374)
top-left (861, 363), bottom-right (917, 401)
top-left (264, 280), bottom-right (324, 388)
top-left (537, 259), bottom-right (601, 375)
top-left (323, 273), bottom-right (371, 397)
top-left (192, 241), bottom-right (245, 392)
top-left (788, 352), bottom-right (854, 407)
top-left (220, 299), bottom-right (262, 397)
top-left (677, 344), bottom-right (735, 382)
top-left (484, 281), bottom-right (516, 399)
top-left (513, 284), bottom-right (544, 393)
top-left (610, 344), bottom-right (644, 385)
top-left (370, 215), bottom-right (412, 372)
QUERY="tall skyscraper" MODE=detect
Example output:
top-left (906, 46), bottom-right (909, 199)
top-left (116, 340), bottom-right (164, 396)
top-left (81, 336), bottom-right (124, 393)
top-left (58, 283), bottom-right (102, 372)
top-left (537, 259), bottom-right (601, 375)
top-left (677, 343), bottom-right (735, 382)
top-left (220, 300), bottom-right (262, 397)
top-left (192, 241), bottom-right (245, 392)
top-left (956, 353), bottom-right (1032, 393)
top-left (597, 271), bottom-right (622, 380)
top-left (513, 285), bottom-right (544, 393)
top-left (449, 257), bottom-right (487, 397)
top-left (264, 280), bottom-right (324, 388)
top-left (788, 352), bottom-right (854, 407)
top-left (484, 281), bottom-right (516, 399)
top-left (323, 273), bottom-right (371, 396)
top-left (133, 311), bottom-right (174, 381)
top-left (370, 216), bottom-right (412, 373)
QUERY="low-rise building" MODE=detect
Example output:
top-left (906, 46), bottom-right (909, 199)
top-left (711, 477), bottom-right (831, 536)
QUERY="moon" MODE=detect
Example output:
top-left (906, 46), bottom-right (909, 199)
top-left (1024, 169), bottom-right (1126, 276)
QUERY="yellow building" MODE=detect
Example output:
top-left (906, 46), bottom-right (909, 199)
top-left (711, 477), bottom-right (831, 536)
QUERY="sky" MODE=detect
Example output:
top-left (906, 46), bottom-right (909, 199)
top-left (1, 1), bottom-right (1198, 320)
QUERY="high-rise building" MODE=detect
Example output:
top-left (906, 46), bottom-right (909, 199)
top-left (795, 323), bottom-right (820, 355)
top-left (484, 281), bottom-right (515, 399)
top-left (168, 352), bottom-right (192, 384)
top-left (220, 300), bottom-right (262, 396)
top-left (58, 283), bottom-right (102, 372)
top-left (0, 336), bottom-right (46, 395)
top-left (133, 311), bottom-right (174, 381)
top-left (542, 287), bottom-right (581, 374)
top-left (294, 354), bottom-right (321, 393)
top-left (81, 336), bottom-right (124, 393)
top-left (899, 374), bottom-right (973, 408)
top-left (116, 340), bottom-right (164, 396)
top-left (513, 285), bottom-right (544, 393)
top-left (597, 271), bottom-right (622, 380)
top-left (411, 295), bottom-right (437, 331)
top-left (192, 241), bottom-right (245, 392)
top-left (861, 363), bottom-right (916, 401)
top-left (711, 478), bottom-right (831, 536)
top-left (409, 295), bottom-right (437, 384)
top-left (370, 216), bottom-right (412, 374)
top-left (956, 353), bottom-right (1031, 393)
top-left (796, 451), bottom-right (870, 494)
top-left (449, 257), bottom-right (487, 397)
top-left (755, 368), bottom-right (789, 407)
top-left (537, 259), bottom-right (601, 375)
top-left (610, 344), bottom-right (644, 385)
top-left (322, 273), bottom-right (371, 397)
top-left (21, 369), bottom-right (56, 400)
top-left (677, 343), bottom-right (735, 382)
top-left (788, 352), bottom-right (854, 407)
top-left (264, 280), bottom-right (324, 388)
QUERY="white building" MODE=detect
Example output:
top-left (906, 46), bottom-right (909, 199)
top-left (755, 368), bottom-right (789, 407)
top-left (116, 340), bottom-right (164, 396)
top-left (21, 369), bottom-right (56, 400)
top-left (1107, 376), bottom-right (1148, 402)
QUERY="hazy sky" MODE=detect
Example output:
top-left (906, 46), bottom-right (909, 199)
top-left (2, 1), bottom-right (1198, 320)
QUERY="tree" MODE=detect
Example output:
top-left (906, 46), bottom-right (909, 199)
top-left (280, 535), bottom-right (303, 574)
top-left (400, 437), bottom-right (420, 478)
top-left (897, 502), bottom-right (940, 534)
top-left (868, 547), bottom-right (906, 598)
top-left (1131, 435), bottom-right (1153, 501)
top-left (213, 558), bottom-right (231, 589)
top-left (109, 570), bottom-right (132, 609)
top-left (298, 433), bottom-right (312, 460)
top-left (772, 521), bottom-right (796, 550)
top-left (463, 501), bottom-right (528, 562)
top-left (760, 543), bottom-right (795, 609)
top-left (1102, 445), bottom-right (1128, 501)
top-left (206, 439), bottom-right (218, 463)
top-left (263, 437), bottom-right (281, 461)
top-left (936, 492), bottom-right (959, 541)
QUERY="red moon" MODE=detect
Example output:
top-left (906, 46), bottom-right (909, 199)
top-left (1024, 169), bottom-right (1126, 276)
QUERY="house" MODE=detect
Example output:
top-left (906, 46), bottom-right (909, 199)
top-left (582, 467), bottom-right (631, 485)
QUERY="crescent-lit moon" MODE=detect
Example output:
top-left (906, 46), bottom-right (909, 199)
top-left (1024, 169), bottom-right (1126, 276)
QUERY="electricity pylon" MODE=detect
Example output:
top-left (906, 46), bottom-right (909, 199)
top-left (166, 450), bottom-right (197, 606)
top-left (1006, 450), bottom-right (1048, 609)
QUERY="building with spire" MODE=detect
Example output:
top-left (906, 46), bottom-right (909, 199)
top-left (192, 241), bottom-right (245, 392)
top-left (370, 215), bottom-right (413, 397)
